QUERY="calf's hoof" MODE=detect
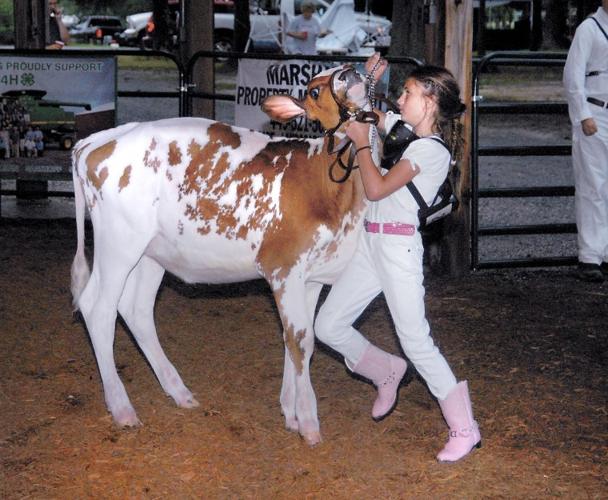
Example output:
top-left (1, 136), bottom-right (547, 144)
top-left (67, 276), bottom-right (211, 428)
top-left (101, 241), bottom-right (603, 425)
top-left (284, 417), bottom-right (299, 433)
top-left (111, 406), bottom-right (142, 428)
top-left (301, 430), bottom-right (322, 446)
top-left (174, 392), bottom-right (200, 409)
top-left (299, 420), bottom-right (322, 446)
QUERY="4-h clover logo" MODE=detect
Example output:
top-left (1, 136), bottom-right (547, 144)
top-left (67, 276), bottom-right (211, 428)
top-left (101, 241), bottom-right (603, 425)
top-left (20, 73), bottom-right (35, 86)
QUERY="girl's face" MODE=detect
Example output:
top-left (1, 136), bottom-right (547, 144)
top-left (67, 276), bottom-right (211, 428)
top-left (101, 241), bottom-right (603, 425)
top-left (397, 78), bottom-right (436, 128)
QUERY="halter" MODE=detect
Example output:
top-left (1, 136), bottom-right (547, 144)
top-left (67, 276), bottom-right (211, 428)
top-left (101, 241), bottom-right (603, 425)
top-left (325, 65), bottom-right (379, 183)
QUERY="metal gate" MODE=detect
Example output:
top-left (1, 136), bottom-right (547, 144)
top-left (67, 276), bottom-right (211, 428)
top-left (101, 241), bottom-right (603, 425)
top-left (471, 51), bottom-right (577, 270)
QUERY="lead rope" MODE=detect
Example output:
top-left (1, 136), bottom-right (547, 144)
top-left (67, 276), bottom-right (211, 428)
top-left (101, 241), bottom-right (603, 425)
top-left (366, 59), bottom-right (382, 161)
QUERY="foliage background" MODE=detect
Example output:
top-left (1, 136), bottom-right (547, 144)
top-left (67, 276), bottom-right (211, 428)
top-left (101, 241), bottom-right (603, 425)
top-left (59, 1), bottom-right (152, 17)
top-left (0, 0), bottom-right (154, 43)
top-left (0, 1), bottom-right (155, 22)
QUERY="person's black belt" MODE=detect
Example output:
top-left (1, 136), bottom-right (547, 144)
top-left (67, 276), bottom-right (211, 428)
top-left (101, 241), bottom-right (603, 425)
top-left (587, 97), bottom-right (608, 109)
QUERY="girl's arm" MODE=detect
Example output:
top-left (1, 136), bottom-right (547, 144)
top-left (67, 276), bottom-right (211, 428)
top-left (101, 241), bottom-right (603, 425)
top-left (346, 121), bottom-right (419, 202)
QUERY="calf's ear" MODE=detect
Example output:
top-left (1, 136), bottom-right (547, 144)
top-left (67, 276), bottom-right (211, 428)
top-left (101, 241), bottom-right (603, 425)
top-left (261, 95), bottom-right (305, 123)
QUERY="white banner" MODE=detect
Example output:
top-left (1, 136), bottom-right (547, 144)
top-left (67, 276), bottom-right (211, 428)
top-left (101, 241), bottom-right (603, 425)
top-left (235, 59), bottom-right (389, 139)
top-left (0, 55), bottom-right (116, 114)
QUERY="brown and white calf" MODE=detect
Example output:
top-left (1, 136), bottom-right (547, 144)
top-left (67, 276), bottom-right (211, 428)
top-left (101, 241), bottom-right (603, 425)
top-left (71, 65), bottom-right (371, 445)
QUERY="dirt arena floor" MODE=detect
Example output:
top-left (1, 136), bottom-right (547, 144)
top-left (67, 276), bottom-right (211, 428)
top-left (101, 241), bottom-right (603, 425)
top-left (1, 219), bottom-right (606, 499)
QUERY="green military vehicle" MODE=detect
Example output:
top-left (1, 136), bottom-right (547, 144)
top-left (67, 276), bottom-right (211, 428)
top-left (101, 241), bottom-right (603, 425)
top-left (2, 89), bottom-right (91, 150)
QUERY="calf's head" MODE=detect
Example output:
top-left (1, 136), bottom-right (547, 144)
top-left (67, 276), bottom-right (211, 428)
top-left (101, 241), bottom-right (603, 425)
top-left (261, 65), bottom-right (369, 132)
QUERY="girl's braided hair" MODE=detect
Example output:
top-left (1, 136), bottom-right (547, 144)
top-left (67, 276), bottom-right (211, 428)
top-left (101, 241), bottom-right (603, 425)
top-left (408, 65), bottom-right (466, 162)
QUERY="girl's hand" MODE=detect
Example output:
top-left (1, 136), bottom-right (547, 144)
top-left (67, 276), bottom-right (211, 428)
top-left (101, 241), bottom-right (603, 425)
top-left (364, 52), bottom-right (388, 82)
top-left (345, 120), bottom-right (370, 146)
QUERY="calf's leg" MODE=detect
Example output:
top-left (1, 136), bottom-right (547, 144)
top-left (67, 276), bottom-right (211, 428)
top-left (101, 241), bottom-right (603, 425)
top-left (274, 279), bottom-right (322, 446)
top-left (78, 249), bottom-right (140, 426)
top-left (118, 255), bottom-right (199, 409)
top-left (279, 281), bottom-right (322, 435)
top-left (280, 344), bottom-right (299, 433)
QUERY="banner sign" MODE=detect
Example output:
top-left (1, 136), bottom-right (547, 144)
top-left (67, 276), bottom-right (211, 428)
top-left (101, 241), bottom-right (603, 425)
top-left (235, 59), bottom-right (389, 139)
top-left (0, 55), bottom-right (116, 115)
top-left (0, 56), bottom-right (116, 129)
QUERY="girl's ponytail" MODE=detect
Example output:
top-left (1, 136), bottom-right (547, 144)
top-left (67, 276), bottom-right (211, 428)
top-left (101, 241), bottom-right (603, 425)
top-left (445, 114), bottom-right (465, 163)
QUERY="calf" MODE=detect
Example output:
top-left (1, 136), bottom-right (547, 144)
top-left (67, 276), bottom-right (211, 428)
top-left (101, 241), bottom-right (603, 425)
top-left (71, 65), bottom-right (371, 445)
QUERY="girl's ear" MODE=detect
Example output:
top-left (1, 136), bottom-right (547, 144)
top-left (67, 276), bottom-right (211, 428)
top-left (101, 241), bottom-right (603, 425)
top-left (425, 94), bottom-right (439, 115)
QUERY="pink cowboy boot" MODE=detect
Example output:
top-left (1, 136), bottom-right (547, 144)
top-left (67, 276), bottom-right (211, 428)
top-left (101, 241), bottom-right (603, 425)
top-left (437, 381), bottom-right (482, 462)
top-left (350, 344), bottom-right (408, 420)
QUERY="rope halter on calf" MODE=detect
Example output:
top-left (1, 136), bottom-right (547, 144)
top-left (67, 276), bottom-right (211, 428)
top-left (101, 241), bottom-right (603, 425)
top-left (325, 65), bottom-right (380, 183)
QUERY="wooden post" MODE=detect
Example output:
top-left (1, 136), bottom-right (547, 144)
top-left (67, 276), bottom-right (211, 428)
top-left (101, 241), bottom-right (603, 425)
top-left (424, 0), bottom-right (440, 65)
top-left (14, 1), bottom-right (48, 200)
top-left (184, 0), bottom-right (214, 118)
top-left (443, 0), bottom-right (473, 276)
top-left (14, 0), bottom-right (46, 49)
top-left (531, 0), bottom-right (543, 50)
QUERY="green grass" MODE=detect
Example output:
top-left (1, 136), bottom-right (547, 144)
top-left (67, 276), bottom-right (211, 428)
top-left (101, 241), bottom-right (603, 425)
top-left (476, 63), bottom-right (566, 86)
top-left (0, 0), bottom-right (12, 16)
top-left (67, 43), bottom-right (178, 70)
top-left (116, 54), bottom-right (178, 71)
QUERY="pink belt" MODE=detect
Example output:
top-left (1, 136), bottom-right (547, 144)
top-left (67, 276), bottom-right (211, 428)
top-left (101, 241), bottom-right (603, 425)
top-left (364, 219), bottom-right (416, 236)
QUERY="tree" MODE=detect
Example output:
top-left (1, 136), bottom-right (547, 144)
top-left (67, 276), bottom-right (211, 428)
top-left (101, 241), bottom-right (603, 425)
top-left (531, 0), bottom-right (543, 49)
top-left (233, 0), bottom-right (250, 53)
top-left (151, 0), bottom-right (169, 50)
top-left (388, 0), bottom-right (425, 95)
top-left (574, 0), bottom-right (601, 24)
top-left (389, 0), bottom-right (425, 61)
top-left (61, 1), bottom-right (153, 17)
top-left (542, 0), bottom-right (570, 48)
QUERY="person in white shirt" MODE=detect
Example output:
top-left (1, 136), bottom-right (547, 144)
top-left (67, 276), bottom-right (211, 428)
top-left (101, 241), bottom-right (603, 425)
top-left (286, 1), bottom-right (327, 55)
top-left (315, 54), bottom-right (481, 463)
top-left (563, 1), bottom-right (608, 282)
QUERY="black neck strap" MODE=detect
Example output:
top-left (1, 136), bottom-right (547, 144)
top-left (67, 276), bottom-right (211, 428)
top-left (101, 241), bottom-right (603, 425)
top-left (405, 137), bottom-right (450, 211)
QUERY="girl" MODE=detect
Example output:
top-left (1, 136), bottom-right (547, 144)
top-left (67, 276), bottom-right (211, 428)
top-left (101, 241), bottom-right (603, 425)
top-left (315, 54), bottom-right (481, 462)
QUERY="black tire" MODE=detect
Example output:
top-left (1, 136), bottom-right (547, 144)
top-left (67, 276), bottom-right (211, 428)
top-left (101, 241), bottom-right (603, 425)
top-left (214, 30), bottom-right (233, 62)
top-left (61, 136), bottom-right (74, 150)
top-left (214, 36), bottom-right (233, 53)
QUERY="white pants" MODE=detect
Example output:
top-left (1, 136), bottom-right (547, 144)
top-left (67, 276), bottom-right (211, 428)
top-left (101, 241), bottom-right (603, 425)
top-left (572, 106), bottom-right (608, 265)
top-left (315, 230), bottom-right (457, 400)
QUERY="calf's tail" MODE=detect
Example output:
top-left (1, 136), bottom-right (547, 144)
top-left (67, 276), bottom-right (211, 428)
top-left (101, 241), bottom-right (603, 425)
top-left (70, 156), bottom-right (90, 311)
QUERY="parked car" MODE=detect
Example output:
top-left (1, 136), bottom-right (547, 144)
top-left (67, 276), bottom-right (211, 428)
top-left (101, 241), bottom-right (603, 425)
top-left (117, 1), bottom-right (246, 52)
top-left (61, 14), bottom-right (80, 30)
top-left (69, 16), bottom-right (124, 43)
top-left (117, 11), bottom-right (152, 47)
